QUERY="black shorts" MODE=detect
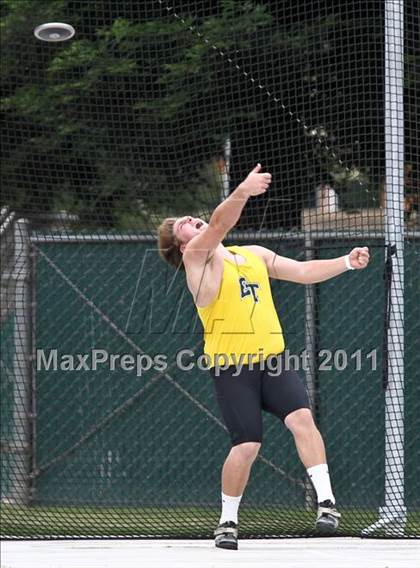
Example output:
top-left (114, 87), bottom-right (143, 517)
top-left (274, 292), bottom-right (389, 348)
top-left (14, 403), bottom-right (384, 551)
top-left (211, 354), bottom-right (311, 446)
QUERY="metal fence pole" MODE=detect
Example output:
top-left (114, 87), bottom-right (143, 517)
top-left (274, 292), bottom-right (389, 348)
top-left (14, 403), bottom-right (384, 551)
top-left (304, 233), bottom-right (317, 510)
top-left (9, 219), bottom-right (32, 504)
top-left (362, 0), bottom-right (406, 536)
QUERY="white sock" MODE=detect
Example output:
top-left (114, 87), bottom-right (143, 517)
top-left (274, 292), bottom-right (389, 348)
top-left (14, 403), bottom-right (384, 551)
top-left (306, 464), bottom-right (335, 504)
top-left (219, 492), bottom-right (242, 525)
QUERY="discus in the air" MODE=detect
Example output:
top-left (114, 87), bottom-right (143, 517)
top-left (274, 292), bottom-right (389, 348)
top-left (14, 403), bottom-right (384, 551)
top-left (34, 23), bottom-right (76, 42)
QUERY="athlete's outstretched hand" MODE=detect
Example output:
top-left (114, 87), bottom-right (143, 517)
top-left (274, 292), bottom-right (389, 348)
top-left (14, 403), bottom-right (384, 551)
top-left (348, 247), bottom-right (370, 269)
top-left (238, 164), bottom-right (272, 197)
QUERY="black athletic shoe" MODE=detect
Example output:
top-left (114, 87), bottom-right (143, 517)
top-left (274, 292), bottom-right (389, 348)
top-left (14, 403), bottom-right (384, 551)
top-left (214, 521), bottom-right (238, 550)
top-left (315, 500), bottom-right (341, 534)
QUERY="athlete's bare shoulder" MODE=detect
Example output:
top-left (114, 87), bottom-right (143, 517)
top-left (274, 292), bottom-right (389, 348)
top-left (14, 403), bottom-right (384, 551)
top-left (241, 245), bottom-right (270, 266)
top-left (183, 247), bottom-right (224, 308)
top-left (183, 243), bottom-right (224, 271)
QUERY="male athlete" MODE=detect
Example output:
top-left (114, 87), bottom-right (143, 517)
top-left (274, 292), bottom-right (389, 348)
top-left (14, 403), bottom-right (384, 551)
top-left (157, 164), bottom-right (370, 549)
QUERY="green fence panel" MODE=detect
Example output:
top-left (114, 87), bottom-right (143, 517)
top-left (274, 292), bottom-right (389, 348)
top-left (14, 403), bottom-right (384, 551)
top-left (318, 239), bottom-right (419, 510)
top-left (34, 241), bottom-right (308, 507)
top-left (404, 242), bottom-right (420, 509)
top-left (317, 240), bottom-right (385, 508)
top-left (0, 315), bottom-right (15, 500)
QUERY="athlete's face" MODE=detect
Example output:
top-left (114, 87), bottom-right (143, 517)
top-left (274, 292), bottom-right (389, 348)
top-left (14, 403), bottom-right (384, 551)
top-left (173, 216), bottom-right (208, 247)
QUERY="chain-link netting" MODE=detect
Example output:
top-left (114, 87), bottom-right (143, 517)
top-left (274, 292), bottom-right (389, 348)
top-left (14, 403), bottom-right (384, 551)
top-left (1, 0), bottom-right (419, 539)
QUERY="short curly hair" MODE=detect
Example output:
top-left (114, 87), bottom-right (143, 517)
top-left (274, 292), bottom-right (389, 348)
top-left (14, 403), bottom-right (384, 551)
top-left (157, 217), bottom-right (185, 270)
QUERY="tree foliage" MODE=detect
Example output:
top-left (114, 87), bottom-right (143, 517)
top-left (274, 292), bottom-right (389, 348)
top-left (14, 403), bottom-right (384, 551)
top-left (1, 0), bottom-right (417, 229)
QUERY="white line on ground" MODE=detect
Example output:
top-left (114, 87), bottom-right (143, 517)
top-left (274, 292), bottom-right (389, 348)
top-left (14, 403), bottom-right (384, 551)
top-left (2, 537), bottom-right (419, 568)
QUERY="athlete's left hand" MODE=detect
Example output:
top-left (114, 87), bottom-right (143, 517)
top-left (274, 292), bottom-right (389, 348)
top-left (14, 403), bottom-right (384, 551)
top-left (348, 247), bottom-right (370, 269)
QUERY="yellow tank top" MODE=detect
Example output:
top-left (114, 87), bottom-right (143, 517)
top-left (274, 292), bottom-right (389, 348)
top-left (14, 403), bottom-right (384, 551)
top-left (196, 245), bottom-right (285, 367)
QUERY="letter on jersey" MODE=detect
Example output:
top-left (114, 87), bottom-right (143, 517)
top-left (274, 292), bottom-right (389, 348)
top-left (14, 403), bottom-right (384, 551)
top-left (239, 276), bottom-right (260, 303)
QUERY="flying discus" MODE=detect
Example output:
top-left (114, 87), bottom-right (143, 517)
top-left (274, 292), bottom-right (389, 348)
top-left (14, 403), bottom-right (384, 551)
top-left (34, 23), bottom-right (75, 42)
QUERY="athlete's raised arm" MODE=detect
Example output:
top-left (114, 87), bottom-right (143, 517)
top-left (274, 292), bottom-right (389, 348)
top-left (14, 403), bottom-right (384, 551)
top-left (246, 245), bottom-right (370, 284)
top-left (182, 164), bottom-right (271, 266)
